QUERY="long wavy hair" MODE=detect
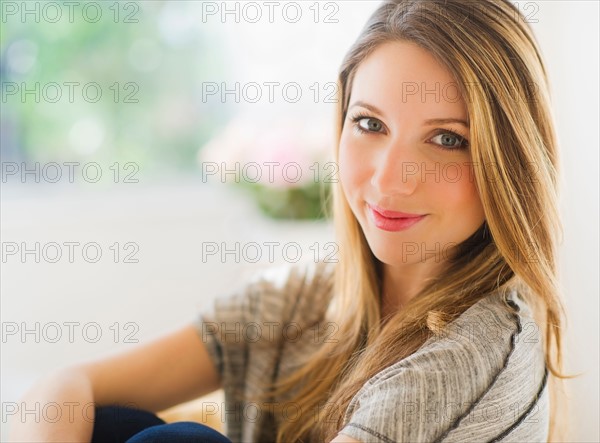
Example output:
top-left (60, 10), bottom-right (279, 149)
top-left (254, 1), bottom-right (572, 441)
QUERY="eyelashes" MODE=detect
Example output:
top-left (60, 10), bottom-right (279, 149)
top-left (429, 130), bottom-right (470, 150)
top-left (349, 112), bottom-right (380, 135)
top-left (351, 112), bottom-right (384, 135)
top-left (347, 112), bottom-right (470, 151)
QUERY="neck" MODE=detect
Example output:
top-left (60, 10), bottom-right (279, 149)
top-left (380, 259), bottom-right (446, 320)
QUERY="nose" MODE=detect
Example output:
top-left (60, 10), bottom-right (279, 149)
top-left (370, 142), bottom-right (419, 196)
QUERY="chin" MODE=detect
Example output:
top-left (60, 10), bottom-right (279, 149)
top-left (362, 236), bottom-right (411, 266)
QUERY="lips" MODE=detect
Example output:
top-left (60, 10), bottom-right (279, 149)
top-left (368, 203), bottom-right (425, 219)
top-left (367, 203), bottom-right (427, 232)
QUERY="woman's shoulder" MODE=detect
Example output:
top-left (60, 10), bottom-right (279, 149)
top-left (340, 289), bottom-right (549, 442)
top-left (246, 258), bottom-right (335, 299)
top-left (242, 259), bottom-right (335, 294)
top-left (429, 289), bottom-right (549, 441)
top-left (202, 259), bottom-right (336, 325)
top-left (377, 289), bottom-right (547, 405)
top-left (359, 288), bottom-right (545, 381)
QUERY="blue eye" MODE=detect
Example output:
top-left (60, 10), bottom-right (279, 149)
top-left (430, 131), bottom-right (469, 150)
top-left (349, 112), bottom-right (384, 134)
top-left (358, 117), bottom-right (383, 133)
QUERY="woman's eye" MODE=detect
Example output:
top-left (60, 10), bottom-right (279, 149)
top-left (357, 117), bottom-right (384, 133)
top-left (431, 132), bottom-right (468, 149)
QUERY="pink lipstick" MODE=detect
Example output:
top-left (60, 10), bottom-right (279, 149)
top-left (367, 203), bottom-right (427, 232)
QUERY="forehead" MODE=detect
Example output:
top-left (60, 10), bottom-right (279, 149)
top-left (349, 40), bottom-right (467, 118)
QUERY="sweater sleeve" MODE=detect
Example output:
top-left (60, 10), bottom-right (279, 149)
top-left (191, 262), bottom-right (311, 397)
top-left (192, 260), bottom-right (336, 442)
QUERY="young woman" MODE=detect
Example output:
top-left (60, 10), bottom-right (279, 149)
top-left (10, 0), bottom-right (570, 441)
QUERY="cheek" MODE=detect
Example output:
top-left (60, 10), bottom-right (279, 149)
top-left (434, 162), bottom-right (485, 219)
top-left (338, 135), bottom-right (369, 198)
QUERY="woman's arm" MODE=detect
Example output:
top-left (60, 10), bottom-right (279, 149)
top-left (8, 324), bottom-right (221, 442)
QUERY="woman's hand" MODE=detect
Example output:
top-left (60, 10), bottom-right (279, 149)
top-left (8, 324), bottom-right (221, 441)
top-left (8, 368), bottom-right (96, 442)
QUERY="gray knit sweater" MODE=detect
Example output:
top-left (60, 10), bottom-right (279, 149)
top-left (194, 260), bottom-right (549, 442)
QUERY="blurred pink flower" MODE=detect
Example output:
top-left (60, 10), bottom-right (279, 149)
top-left (198, 115), bottom-right (332, 189)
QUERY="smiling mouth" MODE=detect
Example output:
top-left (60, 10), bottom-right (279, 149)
top-left (367, 204), bottom-right (427, 232)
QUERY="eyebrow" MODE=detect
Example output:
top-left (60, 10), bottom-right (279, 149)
top-left (349, 101), bottom-right (470, 128)
top-left (424, 118), bottom-right (470, 128)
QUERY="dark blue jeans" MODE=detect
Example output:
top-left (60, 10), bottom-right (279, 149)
top-left (92, 405), bottom-right (232, 443)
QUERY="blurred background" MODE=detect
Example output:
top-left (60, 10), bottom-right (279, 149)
top-left (1, 1), bottom-right (598, 441)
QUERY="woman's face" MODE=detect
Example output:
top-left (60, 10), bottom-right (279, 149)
top-left (339, 40), bottom-right (485, 268)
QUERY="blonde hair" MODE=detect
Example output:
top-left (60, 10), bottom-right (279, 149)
top-left (254, 1), bottom-right (573, 441)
